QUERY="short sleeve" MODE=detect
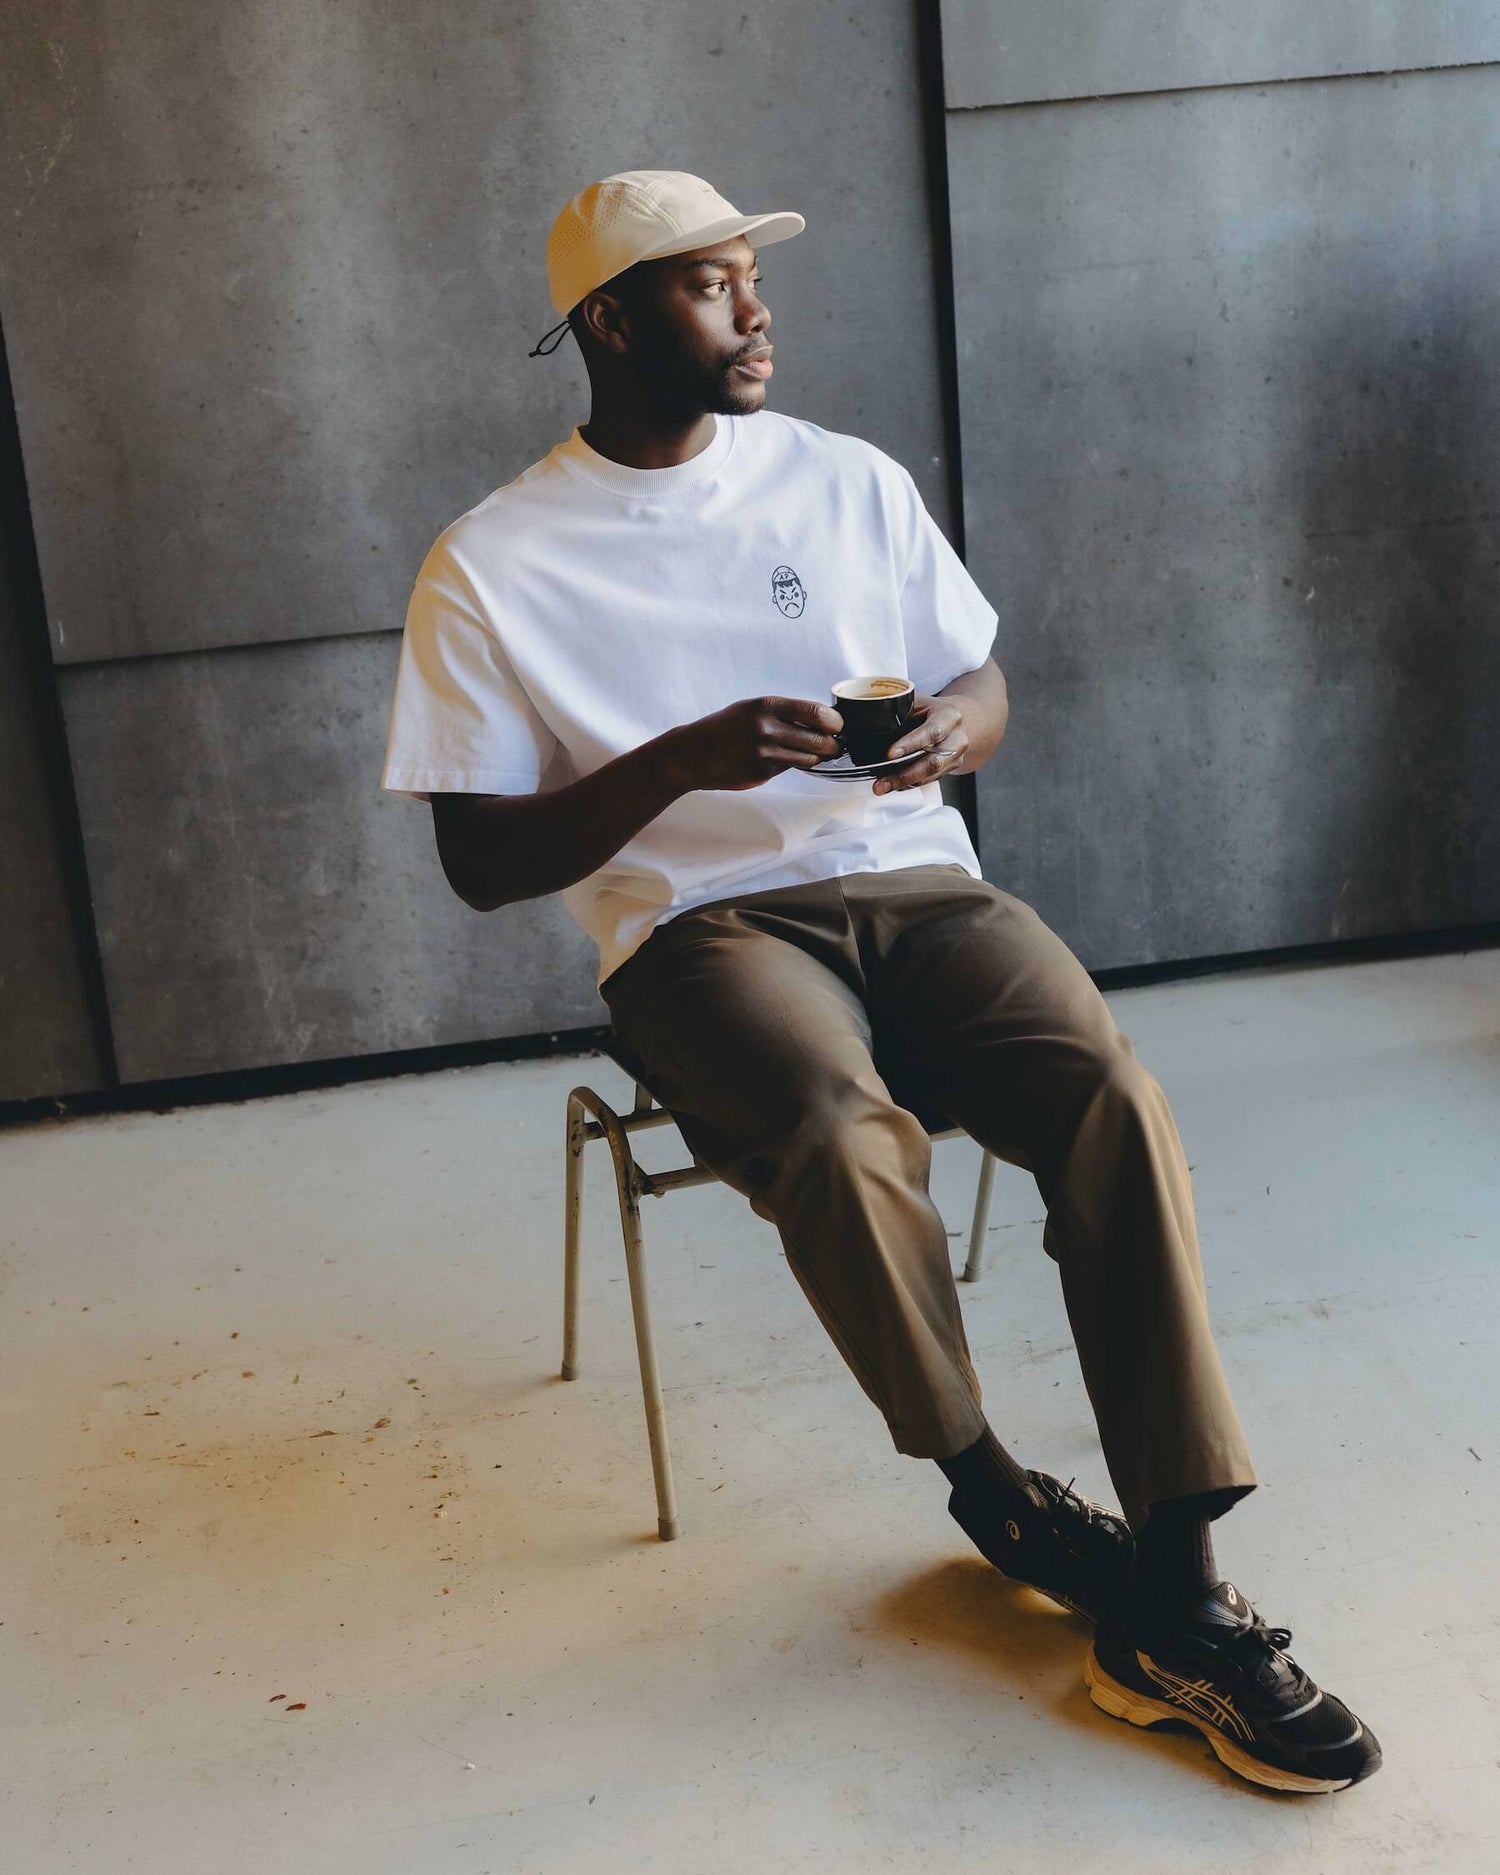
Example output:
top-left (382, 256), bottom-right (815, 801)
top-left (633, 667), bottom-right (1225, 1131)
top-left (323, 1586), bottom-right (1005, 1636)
top-left (380, 537), bottom-right (558, 802)
top-left (894, 466), bottom-right (998, 695)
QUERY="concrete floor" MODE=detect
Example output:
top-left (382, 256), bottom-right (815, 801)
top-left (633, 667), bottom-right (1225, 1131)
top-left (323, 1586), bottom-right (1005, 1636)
top-left (2, 949), bottom-right (1498, 1874)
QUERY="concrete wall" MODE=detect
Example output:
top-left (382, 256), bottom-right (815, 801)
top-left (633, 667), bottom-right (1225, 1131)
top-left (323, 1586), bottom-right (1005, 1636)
top-left (0, 0), bottom-right (957, 1088)
top-left (945, 9), bottom-right (1500, 968)
top-left (59, 634), bottom-right (605, 1082)
top-left (5, 3), bottom-right (1497, 1095)
top-left (941, 1), bottom-right (1500, 108)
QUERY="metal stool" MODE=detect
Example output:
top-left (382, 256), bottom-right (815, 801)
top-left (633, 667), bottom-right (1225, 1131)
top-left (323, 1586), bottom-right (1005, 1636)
top-left (562, 1031), bottom-right (999, 1539)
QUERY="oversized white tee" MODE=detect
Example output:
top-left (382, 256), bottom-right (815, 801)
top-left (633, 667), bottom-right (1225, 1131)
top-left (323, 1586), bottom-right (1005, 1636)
top-left (380, 409), bottom-right (999, 990)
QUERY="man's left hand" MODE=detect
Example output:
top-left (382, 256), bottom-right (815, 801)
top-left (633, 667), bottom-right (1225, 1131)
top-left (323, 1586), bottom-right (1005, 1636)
top-left (873, 694), bottom-right (968, 793)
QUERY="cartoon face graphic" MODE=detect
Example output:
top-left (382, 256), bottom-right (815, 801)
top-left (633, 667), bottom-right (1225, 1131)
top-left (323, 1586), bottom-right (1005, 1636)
top-left (771, 564), bottom-right (806, 618)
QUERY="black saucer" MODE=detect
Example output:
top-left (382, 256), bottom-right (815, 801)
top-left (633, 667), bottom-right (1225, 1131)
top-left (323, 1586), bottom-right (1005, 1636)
top-left (807, 748), bottom-right (926, 782)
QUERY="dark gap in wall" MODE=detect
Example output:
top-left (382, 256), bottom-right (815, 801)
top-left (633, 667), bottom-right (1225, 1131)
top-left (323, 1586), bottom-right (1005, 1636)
top-left (914, 0), bottom-right (979, 853)
top-left (5, 920), bottom-right (1495, 1131)
top-left (53, 618), bottom-right (407, 674)
top-left (0, 314), bottom-right (120, 1089)
top-left (946, 56), bottom-right (1500, 117)
top-left (914, 0), bottom-right (966, 562)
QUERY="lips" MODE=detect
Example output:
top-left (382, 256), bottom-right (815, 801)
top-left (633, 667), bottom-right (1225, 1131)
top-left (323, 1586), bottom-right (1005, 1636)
top-left (735, 347), bottom-right (773, 380)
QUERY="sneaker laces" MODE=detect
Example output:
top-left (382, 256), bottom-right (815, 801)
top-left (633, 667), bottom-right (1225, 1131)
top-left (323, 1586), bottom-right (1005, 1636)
top-left (1025, 1473), bottom-right (1134, 1571)
top-left (1050, 1475), bottom-right (1133, 1547)
top-left (1230, 1603), bottom-right (1314, 1702)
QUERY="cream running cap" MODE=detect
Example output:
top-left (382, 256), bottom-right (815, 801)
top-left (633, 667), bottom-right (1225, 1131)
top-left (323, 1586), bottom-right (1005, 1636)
top-left (530, 169), bottom-right (804, 354)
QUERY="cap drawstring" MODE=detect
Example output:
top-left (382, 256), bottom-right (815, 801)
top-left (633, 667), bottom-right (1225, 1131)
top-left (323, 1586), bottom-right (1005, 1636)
top-left (528, 317), bottom-right (573, 357)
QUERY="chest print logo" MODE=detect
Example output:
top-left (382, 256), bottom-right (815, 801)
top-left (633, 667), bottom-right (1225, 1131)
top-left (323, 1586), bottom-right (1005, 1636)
top-left (771, 564), bottom-right (807, 618)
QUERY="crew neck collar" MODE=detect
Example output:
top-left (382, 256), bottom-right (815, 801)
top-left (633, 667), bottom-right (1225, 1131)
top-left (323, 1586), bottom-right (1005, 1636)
top-left (555, 412), bottom-right (737, 498)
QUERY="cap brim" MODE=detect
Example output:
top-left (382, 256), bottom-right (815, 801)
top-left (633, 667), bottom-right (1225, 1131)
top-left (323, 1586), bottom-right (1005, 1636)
top-left (636, 209), bottom-right (805, 264)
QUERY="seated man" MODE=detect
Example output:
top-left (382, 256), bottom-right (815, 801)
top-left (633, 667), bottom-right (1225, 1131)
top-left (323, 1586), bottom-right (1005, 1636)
top-left (380, 169), bottom-right (1379, 1795)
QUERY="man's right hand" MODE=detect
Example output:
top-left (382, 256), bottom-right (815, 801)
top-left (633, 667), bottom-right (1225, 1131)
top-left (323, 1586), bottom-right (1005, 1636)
top-left (657, 696), bottom-right (845, 793)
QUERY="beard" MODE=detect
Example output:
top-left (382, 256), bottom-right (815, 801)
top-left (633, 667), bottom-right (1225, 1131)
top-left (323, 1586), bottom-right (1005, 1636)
top-left (633, 320), bottom-right (765, 419)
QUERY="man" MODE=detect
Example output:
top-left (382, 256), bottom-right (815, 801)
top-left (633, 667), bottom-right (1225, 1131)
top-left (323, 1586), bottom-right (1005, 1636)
top-left (380, 170), bottom-right (1379, 1794)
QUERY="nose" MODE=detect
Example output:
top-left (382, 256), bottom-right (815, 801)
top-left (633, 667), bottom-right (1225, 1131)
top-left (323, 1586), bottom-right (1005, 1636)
top-left (739, 281), bottom-right (770, 333)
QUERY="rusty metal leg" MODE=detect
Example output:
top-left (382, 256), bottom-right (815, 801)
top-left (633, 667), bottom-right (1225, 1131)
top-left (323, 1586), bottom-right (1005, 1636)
top-left (962, 1148), bottom-right (998, 1283)
top-left (561, 1091), bottom-right (587, 1381)
top-left (615, 1172), bottom-right (680, 1541)
top-left (564, 1084), bottom-right (680, 1540)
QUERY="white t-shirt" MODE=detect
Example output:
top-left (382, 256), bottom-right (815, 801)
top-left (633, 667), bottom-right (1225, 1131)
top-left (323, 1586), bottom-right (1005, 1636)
top-left (380, 409), bottom-right (999, 990)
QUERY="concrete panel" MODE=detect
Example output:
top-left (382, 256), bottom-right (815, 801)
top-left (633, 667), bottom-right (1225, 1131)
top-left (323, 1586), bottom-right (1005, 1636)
top-left (0, 0), bottom-right (949, 665)
top-left (60, 634), bottom-right (605, 1082)
top-left (951, 66), bottom-right (1500, 968)
top-left (941, 0), bottom-right (1500, 110)
top-left (0, 330), bottom-right (109, 1102)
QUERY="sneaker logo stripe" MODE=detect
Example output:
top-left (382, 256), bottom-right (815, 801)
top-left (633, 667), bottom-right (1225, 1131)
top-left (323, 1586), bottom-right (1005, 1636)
top-left (1137, 1651), bottom-right (1256, 1742)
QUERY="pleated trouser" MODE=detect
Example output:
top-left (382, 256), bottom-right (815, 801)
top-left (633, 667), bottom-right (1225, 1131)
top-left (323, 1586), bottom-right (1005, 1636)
top-left (599, 862), bottom-right (1257, 1531)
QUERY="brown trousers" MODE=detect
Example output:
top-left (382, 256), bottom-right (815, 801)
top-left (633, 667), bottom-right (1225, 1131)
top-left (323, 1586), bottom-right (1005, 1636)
top-left (599, 862), bottom-right (1258, 1532)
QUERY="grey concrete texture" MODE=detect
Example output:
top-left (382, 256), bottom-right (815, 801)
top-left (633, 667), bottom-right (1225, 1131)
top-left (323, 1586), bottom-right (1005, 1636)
top-left (951, 66), bottom-right (1500, 970)
top-left (941, 0), bottom-right (1500, 111)
top-left (59, 632), bottom-right (605, 1082)
top-left (0, 332), bottom-right (109, 1102)
top-left (0, 0), bottom-right (952, 666)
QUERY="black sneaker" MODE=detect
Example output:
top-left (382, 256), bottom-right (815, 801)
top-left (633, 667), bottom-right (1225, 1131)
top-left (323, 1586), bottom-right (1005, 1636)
top-left (1086, 1580), bottom-right (1382, 1793)
top-left (948, 1469), bottom-right (1135, 1623)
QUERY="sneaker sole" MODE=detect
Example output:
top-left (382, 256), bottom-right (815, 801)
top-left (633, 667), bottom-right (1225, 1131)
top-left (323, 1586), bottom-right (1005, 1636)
top-left (990, 1562), bottom-right (1096, 1623)
top-left (1083, 1646), bottom-right (1354, 1794)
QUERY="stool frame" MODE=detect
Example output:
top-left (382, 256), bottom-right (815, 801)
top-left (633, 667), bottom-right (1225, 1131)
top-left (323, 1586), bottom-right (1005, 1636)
top-left (562, 1054), bottom-right (998, 1540)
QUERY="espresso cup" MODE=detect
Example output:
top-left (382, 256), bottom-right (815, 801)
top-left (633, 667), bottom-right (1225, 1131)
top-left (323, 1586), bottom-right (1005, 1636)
top-left (831, 675), bottom-right (915, 766)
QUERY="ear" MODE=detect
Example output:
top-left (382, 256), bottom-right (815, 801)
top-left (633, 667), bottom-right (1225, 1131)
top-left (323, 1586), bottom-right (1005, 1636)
top-left (579, 287), bottom-right (634, 357)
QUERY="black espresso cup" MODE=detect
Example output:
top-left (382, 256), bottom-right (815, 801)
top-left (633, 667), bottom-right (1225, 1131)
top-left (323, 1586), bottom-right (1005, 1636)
top-left (830, 675), bottom-right (916, 766)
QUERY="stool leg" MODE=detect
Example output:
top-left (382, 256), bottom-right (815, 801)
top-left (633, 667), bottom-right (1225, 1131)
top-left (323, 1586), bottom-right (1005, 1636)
top-left (561, 1092), bottom-right (587, 1381)
top-left (608, 1156), bottom-right (680, 1541)
top-left (962, 1149), bottom-right (997, 1283)
top-left (563, 1085), bottom-right (681, 1541)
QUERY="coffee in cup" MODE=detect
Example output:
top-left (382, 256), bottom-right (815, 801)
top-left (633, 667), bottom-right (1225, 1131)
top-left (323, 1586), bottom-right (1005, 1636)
top-left (831, 675), bottom-right (915, 766)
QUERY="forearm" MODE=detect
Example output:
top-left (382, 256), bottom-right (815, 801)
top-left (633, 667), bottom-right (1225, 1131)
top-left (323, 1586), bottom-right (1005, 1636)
top-left (444, 734), bottom-right (690, 911)
top-left (937, 660), bottom-right (1009, 774)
